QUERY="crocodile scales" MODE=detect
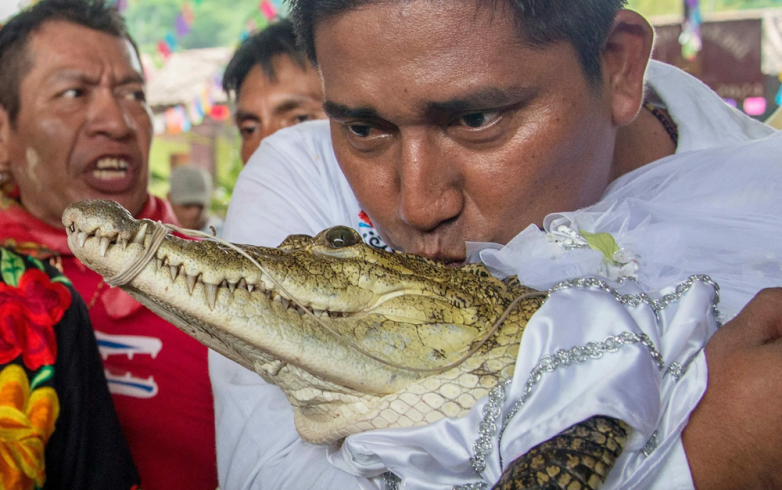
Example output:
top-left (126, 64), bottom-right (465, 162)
top-left (64, 200), bottom-right (628, 489)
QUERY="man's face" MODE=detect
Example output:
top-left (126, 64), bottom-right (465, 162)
top-left (170, 202), bottom-right (208, 231)
top-left (0, 20), bottom-right (152, 229)
top-left (317, 1), bottom-right (621, 263)
top-left (235, 55), bottom-right (325, 164)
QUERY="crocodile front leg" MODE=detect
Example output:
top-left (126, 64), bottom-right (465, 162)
top-left (493, 416), bottom-right (629, 490)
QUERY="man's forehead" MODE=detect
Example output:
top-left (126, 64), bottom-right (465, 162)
top-left (27, 20), bottom-right (143, 82)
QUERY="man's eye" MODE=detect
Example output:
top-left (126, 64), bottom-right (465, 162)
top-left (62, 88), bottom-right (84, 99)
top-left (126, 90), bottom-right (146, 102)
top-left (294, 114), bottom-right (311, 123)
top-left (347, 124), bottom-right (372, 137)
top-left (239, 124), bottom-right (257, 138)
top-left (457, 111), bottom-right (501, 129)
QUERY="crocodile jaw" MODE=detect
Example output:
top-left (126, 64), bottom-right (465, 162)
top-left (63, 200), bottom-right (535, 443)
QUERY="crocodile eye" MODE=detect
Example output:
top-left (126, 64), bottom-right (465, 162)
top-left (325, 226), bottom-right (359, 248)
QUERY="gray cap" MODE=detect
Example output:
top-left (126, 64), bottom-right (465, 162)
top-left (169, 166), bottom-right (213, 206)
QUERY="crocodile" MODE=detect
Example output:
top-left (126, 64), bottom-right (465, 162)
top-left (63, 200), bottom-right (628, 489)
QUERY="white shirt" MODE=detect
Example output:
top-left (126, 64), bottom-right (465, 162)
top-left (214, 61), bottom-right (778, 490)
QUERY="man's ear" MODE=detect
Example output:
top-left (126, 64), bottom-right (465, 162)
top-left (601, 10), bottom-right (655, 127)
top-left (0, 107), bottom-right (11, 173)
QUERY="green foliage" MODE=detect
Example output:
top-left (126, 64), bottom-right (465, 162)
top-left (123, 0), bottom-right (288, 54)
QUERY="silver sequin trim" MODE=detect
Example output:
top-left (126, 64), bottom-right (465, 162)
top-left (666, 362), bottom-right (684, 381)
top-left (643, 431), bottom-right (660, 456)
top-left (550, 274), bottom-right (722, 324)
top-left (453, 483), bottom-right (488, 490)
top-left (384, 471), bottom-right (401, 490)
top-left (462, 330), bottom-right (665, 486)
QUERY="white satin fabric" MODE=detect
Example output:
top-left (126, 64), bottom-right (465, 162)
top-left (330, 124), bottom-right (782, 490)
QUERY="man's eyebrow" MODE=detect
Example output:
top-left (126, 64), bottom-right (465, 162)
top-left (425, 86), bottom-right (537, 115)
top-left (272, 98), bottom-right (311, 116)
top-left (48, 69), bottom-right (145, 86)
top-left (118, 72), bottom-right (146, 86)
top-left (235, 110), bottom-right (260, 123)
top-left (323, 100), bottom-right (381, 120)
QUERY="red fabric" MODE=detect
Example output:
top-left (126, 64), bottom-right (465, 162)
top-left (0, 194), bottom-right (217, 490)
top-left (0, 268), bottom-right (70, 370)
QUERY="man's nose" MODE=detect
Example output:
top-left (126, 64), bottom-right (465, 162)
top-left (86, 90), bottom-right (134, 139)
top-left (396, 134), bottom-right (462, 232)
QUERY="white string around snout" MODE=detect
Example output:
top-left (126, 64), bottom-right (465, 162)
top-left (106, 221), bottom-right (548, 374)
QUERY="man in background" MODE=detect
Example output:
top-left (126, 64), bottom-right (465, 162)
top-left (223, 18), bottom-right (325, 164)
top-left (0, 1), bottom-right (216, 489)
top-left (168, 165), bottom-right (223, 235)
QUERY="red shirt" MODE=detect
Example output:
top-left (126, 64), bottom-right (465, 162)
top-left (0, 193), bottom-right (217, 490)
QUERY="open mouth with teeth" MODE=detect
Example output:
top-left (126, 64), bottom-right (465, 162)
top-left (62, 199), bottom-right (536, 444)
top-left (93, 157), bottom-right (130, 180)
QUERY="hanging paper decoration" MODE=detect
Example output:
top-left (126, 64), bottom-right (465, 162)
top-left (182, 1), bottom-right (195, 24)
top-left (260, 0), bottom-right (278, 21)
top-left (188, 97), bottom-right (205, 126)
top-left (679, 0), bottom-right (702, 62)
top-left (157, 40), bottom-right (171, 59)
top-left (175, 13), bottom-right (191, 37)
top-left (164, 32), bottom-right (178, 51)
top-left (209, 105), bottom-right (230, 121)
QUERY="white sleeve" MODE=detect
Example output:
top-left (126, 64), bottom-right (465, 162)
top-left (212, 121), bottom-right (366, 490)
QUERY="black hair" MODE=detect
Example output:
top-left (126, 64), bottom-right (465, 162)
top-left (222, 18), bottom-right (310, 98)
top-left (0, 0), bottom-right (137, 127)
top-left (288, 0), bottom-right (628, 83)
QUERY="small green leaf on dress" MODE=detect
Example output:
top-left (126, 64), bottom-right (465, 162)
top-left (31, 365), bottom-right (54, 390)
top-left (52, 275), bottom-right (73, 287)
top-left (1, 248), bottom-right (26, 287)
top-left (28, 256), bottom-right (46, 271)
top-left (580, 231), bottom-right (620, 265)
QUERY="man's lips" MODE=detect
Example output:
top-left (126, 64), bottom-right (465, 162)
top-left (83, 155), bottom-right (138, 193)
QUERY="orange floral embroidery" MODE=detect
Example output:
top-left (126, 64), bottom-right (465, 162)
top-left (0, 364), bottom-right (60, 490)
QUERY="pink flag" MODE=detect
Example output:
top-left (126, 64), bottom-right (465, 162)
top-left (260, 0), bottom-right (277, 20)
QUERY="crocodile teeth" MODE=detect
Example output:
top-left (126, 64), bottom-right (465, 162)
top-left (133, 223), bottom-right (148, 245)
top-left (100, 237), bottom-right (110, 257)
top-left (170, 265), bottom-right (179, 282)
top-left (119, 238), bottom-right (128, 250)
top-left (78, 231), bottom-right (87, 247)
top-left (186, 274), bottom-right (197, 294)
top-left (280, 297), bottom-right (290, 309)
top-left (205, 284), bottom-right (218, 310)
top-left (247, 284), bottom-right (255, 293)
top-left (237, 278), bottom-right (247, 290)
top-left (155, 258), bottom-right (163, 270)
top-left (273, 294), bottom-right (281, 304)
top-left (94, 229), bottom-right (101, 239)
top-left (312, 309), bottom-right (325, 317)
top-left (227, 281), bottom-right (237, 293)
